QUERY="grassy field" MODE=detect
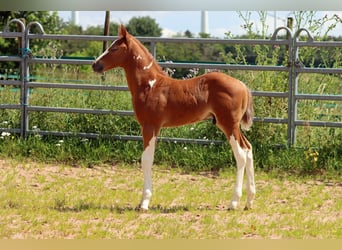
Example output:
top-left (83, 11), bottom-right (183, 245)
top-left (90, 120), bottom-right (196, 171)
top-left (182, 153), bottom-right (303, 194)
top-left (1, 36), bottom-right (341, 240)
top-left (0, 158), bottom-right (341, 239)
top-left (1, 14), bottom-right (341, 242)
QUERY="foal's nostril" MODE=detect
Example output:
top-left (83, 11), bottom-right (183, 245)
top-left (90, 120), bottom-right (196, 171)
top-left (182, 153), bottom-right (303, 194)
top-left (92, 62), bottom-right (104, 73)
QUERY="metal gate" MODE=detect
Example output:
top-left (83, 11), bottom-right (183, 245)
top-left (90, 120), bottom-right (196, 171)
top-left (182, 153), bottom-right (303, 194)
top-left (1, 19), bottom-right (341, 145)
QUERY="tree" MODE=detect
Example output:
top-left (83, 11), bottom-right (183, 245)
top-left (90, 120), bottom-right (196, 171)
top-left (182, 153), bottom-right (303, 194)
top-left (126, 16), bottom-right (162, 37)
top-left (0, 11), bottom-right (64, 56)
top-left (0, 11), bottom-right (63, 34)
top-left (0, 11), bottom-right (64, 71)
top-left (83, 22), bottom-right (119, 36)
top-left (184, 30), bottom-right (194, 38)
top-left (199, 32), bottom-right (211, 38)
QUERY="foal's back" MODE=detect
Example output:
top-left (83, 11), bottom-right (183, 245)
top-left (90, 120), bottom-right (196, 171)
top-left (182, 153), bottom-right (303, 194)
top-left (138, 71), bottom-right (249, 128)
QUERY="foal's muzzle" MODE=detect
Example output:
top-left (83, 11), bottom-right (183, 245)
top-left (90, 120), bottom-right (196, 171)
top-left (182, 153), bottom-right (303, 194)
top-left (92, 61), bottom-right (104, 73)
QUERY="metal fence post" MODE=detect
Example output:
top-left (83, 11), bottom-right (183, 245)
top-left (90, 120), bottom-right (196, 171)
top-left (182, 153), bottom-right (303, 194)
top-left (150, 41), bottom-right (157, 58)
top-left (22, 22), bottom-right (45, 138)
top-left (291, 28), bottom-right (314, 145)
top-left (288, 34), bottom-right (297, 146)
top-left (4, 19), bottom-right (27, 138)
top-left (18, 21), bottom-right (27, 139)
top-left (288, 34), bottom-right (296, 147)
top-left (271, 26), bottom-right (294, 146)
top-left (22, 25), bottom-right (30, 138)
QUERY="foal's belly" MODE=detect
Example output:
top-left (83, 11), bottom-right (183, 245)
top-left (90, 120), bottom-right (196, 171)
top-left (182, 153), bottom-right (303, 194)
top-left (162, 108), bottom-right (212, 128)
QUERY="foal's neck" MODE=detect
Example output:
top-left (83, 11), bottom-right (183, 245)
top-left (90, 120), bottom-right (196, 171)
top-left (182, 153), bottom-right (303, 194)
top-left (124, 54), bottom-right (165, 93)
top-left (123, 61), bottom-right (156, 92)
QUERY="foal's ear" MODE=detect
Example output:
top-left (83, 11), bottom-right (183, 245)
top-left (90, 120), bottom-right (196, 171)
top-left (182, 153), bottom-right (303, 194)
top-left (119, 24), bottom-right (128, 38)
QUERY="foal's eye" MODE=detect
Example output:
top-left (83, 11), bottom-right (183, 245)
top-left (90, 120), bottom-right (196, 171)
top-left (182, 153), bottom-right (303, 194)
top-left (110, 46), bottom-right (119, 52)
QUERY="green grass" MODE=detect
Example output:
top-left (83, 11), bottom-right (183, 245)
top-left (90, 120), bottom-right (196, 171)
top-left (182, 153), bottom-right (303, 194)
top-left (0, 133), bottom-right (341, 174)
top-left (0, 159), bottom-right (341, 239)
top-left (1, 58), bottom-right (341, 174)
top-left (1, 73), bottom-right (341, 174)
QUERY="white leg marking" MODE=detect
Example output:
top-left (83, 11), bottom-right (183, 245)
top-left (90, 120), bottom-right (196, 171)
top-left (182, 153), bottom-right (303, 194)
top-left (229, 135), bottom-right (247, 210)
top-left (140, 136), bottom-right (156, 210)
top-left (245, 148), bottom-right (256, 209)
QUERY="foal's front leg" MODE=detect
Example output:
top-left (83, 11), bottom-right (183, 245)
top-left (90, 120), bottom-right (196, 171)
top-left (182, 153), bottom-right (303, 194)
top-left (140, 133), bottom-right (157, 211)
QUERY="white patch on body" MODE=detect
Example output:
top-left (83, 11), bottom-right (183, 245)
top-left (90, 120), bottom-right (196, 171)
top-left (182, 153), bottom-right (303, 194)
top-left (148, 79), bottom-right (156, 88)
top-left (140, 136), bottom-right (156, 210)
top-left (143, 61), bottom-right (153, 70)
top-left (133, 55), bottom-right (143, 60)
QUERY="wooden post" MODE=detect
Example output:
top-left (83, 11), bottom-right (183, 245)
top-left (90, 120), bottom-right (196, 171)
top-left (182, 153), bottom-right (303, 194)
top-left (103, 11), bottom-right (110, 52)
top-left (287, 17), bottom-right (293, 31)
top-left (286, 17), bottom-right (294, 52)
top-left (101, 11), bottom-right (110, 81)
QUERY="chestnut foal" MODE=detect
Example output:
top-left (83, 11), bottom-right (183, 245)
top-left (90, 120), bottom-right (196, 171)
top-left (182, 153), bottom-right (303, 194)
top-left (93, 25), bottom-right (255, 211)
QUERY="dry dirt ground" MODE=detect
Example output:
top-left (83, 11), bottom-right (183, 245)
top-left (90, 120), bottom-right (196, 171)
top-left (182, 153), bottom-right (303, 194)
top-left (0, 158), bottom-right (342, 239)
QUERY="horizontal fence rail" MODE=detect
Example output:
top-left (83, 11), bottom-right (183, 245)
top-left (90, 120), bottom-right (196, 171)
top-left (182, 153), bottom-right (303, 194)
top-left (0, 19), bottom-right (341, 146)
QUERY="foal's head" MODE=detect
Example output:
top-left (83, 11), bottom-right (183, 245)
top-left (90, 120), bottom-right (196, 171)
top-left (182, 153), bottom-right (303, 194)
top-left (92, 25), bottom-right (131, 73)
top-left (92, 25), bottom-right (154, 74)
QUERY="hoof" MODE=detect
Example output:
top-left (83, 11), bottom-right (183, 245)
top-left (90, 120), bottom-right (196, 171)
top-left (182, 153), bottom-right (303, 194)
top-left (228, 201), bottom-right (238, 211)
top-left (137, 203), bottom-right (149, 212)
top-left (245, 201), bottom-right (253, 210)
top-left (227, 206), bottom-right (238, 211)
top-left (139, 208), bottom-right (148, 213)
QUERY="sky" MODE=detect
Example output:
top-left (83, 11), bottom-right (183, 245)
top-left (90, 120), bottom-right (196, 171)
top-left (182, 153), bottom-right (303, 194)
top-left (58, 11), bottom-right (342, 38)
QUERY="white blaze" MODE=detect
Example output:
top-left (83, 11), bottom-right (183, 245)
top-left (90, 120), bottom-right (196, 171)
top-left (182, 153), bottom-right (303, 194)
top-left (94, 49), bottom-right (109, 64)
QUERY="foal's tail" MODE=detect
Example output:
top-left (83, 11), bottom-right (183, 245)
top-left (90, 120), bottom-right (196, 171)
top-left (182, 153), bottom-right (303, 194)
top-left (241, 88), bottom-right (254, 131)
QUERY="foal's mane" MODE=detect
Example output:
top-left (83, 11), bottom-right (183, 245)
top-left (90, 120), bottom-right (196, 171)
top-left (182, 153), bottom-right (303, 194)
top-left (123, 29), bottom-right (164, 74)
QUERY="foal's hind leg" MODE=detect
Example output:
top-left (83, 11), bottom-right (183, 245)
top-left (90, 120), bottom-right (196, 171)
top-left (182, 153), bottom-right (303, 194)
top-left (218, 123), bottom-right (256, 210)
top-left (230, 131), bottom-right (255, 210)
top-left (228, 133), bottom-right (246, 209)
top-left (244, 140), bottom-right (255, 209)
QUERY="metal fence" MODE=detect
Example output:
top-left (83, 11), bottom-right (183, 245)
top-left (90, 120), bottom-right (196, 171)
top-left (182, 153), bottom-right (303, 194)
top-left (0, 19), bottom-right (341, 145)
